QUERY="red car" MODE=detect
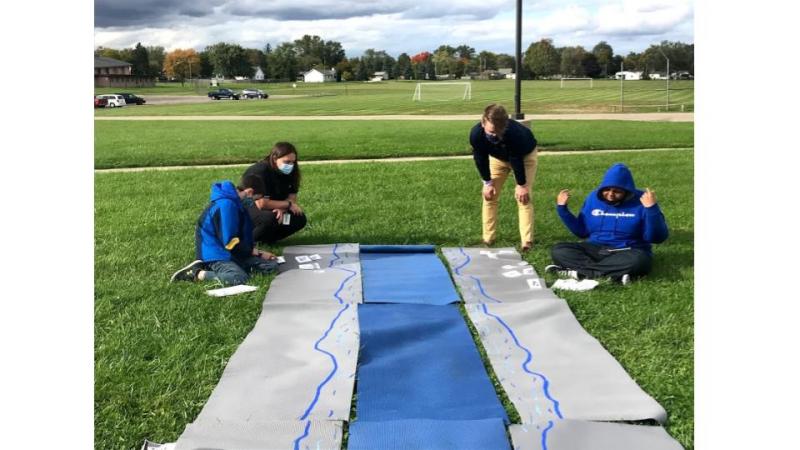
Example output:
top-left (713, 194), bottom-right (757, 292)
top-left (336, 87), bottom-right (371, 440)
top-left (94, 97), bottom-right (108, 108)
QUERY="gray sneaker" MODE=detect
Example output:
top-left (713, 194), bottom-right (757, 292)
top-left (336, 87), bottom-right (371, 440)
top-left (171, 260), bottom-right (204, 282)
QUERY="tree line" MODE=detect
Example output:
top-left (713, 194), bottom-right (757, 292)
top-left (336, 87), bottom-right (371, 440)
top-left (95, 37), bottom-right (693, 83)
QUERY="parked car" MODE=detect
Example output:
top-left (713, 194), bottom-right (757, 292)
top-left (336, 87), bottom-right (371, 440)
top-left (115, 93), bottom-right (146, 105)
top-left (94, 97), bottom-right (108, 108)
top-left (241, 88), bottom-right (268, 99)
top-left (207, 88), bottom-right (240, 100)
top-left (96, 94), bottom-right (127, 107)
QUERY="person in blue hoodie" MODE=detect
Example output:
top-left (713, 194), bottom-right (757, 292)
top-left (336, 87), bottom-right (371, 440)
top-left (546, 163), bottom-right (668, 285)
top-left (170, 175), bottom-right (279, 286)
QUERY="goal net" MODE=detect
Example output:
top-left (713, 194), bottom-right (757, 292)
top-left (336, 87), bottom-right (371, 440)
top-left (412, 82), bottom-right (472, 101)
top-left (560, 77), bottom-right (594, 88)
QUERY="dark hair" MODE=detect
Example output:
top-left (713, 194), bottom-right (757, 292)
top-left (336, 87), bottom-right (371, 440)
top-left (263, 141), bottom-right (301, 189)
top-left (237, 174), bottom-right (266, 196)
top-left (482, 104), bottom-right (509, 135)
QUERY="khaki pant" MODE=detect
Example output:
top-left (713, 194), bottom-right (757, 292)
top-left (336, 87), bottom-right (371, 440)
top-left (482, 152), bottom-right (538, 245)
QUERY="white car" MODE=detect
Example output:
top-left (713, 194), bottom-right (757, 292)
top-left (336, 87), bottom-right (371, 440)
top-left (96, 94), bottom-right (127, 108)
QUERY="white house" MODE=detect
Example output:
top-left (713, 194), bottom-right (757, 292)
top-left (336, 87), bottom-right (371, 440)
top-left (498, 68), bottom-right (515, 79)
top-left (615, 71), bottom-right (643, 80)
top-left (372, 71), bottom-right (389, 80)
top-left (303, 68), bottom-right (336, 83)
top-left (253, 67), bottom-right (265, 81)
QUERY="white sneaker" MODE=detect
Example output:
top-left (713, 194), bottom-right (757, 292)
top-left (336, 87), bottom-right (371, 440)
top-left (620, 274), bottom-right (631, 285)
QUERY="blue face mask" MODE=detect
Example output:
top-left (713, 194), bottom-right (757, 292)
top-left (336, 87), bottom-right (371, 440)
top-left (279, 163), bottom-right (295, 175)
top-left (485, 133), bottom-right (500, 144)
top-left (241, 196), bottom-right (255, 208)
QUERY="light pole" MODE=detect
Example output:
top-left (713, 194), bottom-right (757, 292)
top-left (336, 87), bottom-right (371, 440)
top-left (657, 47), bottom-right (670, 111)
top-left (620, 61), bottom-right (624, 112)
top-left (514, 0), bottom-right (524, 119)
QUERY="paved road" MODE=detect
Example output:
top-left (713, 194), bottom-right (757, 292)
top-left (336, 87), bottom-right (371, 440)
top-left (96, 112), bottom-right (693, 122)
top-left (138, 94), bottom-right (305, 105)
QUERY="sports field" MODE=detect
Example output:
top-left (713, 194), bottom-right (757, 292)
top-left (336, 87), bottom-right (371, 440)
top-left (94, 78), bottom-right (694, 449)
top-left (95, 79), bottom-right (694, 115)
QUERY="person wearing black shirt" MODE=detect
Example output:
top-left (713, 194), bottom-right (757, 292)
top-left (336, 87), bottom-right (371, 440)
top-left (241, 142), bottom-right (308, 243)
top-left (469, 104), bottom-right (538, 252)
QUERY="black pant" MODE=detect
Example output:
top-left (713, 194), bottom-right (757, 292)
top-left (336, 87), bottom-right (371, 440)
top-left (247, 205), bottom-right (308, 244)
top-left (550, 242), bottom-right (652, 280)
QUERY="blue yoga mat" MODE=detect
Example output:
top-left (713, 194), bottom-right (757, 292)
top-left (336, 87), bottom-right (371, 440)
top-left (360, 245), bottom-right (460, 305)
top-left (348, 418), bottom-right (511, 450)
top-left (355, 304), bottom-right (508, 422)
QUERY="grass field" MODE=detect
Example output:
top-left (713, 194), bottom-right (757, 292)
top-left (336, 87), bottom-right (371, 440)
top-left (95, 79), bottom-right (694, 116)
top-left (95, 149), bottom-right (693, 449)
top-left (94, 119), bottom-right (694, 168)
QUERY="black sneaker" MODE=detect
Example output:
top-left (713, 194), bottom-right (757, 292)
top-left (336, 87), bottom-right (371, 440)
top-left (171, 260), bottom-right (204, 282)
top-left (545, 265), bottom-right (579, 279)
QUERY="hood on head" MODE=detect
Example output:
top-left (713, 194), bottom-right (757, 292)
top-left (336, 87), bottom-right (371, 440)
top-left (596, 163), bottom-right (637, 202)
top-left (209, 180), bottom-right (240, 203)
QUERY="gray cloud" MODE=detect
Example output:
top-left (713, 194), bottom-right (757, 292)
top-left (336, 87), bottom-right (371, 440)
top-left (95, 0), bottom-right (225, 27)
top-left (95, 0), bottom-right (507, 28)
top-left (223, 0), bottom-right (406, 20)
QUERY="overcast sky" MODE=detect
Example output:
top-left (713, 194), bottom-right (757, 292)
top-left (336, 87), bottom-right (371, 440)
top-left (94, 0), bottom-right (693, 57)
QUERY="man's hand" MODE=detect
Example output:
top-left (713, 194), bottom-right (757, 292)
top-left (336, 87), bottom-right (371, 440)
top-left (482, 184), bottom-right (497, 201)
top-left (515, 184), bottom-right (530, 205)
top-left (640, 188), bottom-right (657, 207)
top-left (273, 208), bottom-right (284, 221)
top-left (289, 202), bottom-right (304, 216)
top-left (259, 251), bottom-right (276, 260)
top-left (557, 189), bottom-right (570, 206)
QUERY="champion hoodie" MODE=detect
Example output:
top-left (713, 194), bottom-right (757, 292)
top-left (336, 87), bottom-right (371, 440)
top-left (556, 163), bottom-right (668, 253)
top-left (195, 181), bottom-right (255, 262)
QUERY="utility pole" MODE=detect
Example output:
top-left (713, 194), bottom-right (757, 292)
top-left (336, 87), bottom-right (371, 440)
top-left (657, 47), bottom-right (670, 111)
top-left (514, 0), bottom-right (524, 119)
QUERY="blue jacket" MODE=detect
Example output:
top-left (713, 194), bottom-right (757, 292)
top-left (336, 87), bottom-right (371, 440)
top-left (470, 120), bottom-right (537, 185)
top-left (195, 181), bottom-right (255, 262)
top-left (556, 163), bottom-right (668, 253)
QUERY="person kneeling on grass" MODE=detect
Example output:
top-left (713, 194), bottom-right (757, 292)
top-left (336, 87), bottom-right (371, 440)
top-left (171, 175), bottom-right (279, 286)
top-left (242, 142), bottom-right (307, 244)
top-left (546, 163), bottom-right (668, 285)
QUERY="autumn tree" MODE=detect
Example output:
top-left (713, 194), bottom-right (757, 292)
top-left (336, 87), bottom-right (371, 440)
top-left (163, 48), bottom-right (201, 85)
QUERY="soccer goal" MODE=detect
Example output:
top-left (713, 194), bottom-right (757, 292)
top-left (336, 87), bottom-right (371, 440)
top-left (412, 82), bottom-right (472, 101)
top-left (560, 77), bottom-right (594, 88)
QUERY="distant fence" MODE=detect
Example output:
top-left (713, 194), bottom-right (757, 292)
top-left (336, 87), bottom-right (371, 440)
top-left (95, 75), bottom-right (155, 88)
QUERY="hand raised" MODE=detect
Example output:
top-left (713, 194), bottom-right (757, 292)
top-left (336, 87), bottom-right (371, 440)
top-left (557, 189), bottom-right (570, 206)
top-left (640, 188), bottom-right (657, 207)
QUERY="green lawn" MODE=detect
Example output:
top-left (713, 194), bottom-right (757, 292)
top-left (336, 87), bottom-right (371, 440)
top-left (94, 119), bottom-right (693, 168)
top-left (95, 79), bottom-right (694, 116)
top-left (95, 150), bottom-right (693, 449)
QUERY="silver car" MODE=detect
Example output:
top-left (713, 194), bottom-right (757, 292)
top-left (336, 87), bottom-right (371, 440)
top-left (240, 88), bottom-right (268, 99)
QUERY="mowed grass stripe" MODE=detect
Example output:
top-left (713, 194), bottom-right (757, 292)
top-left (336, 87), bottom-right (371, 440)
top-left (95, 79), bottom-right (694, 116)
top-left (95, 150), bottom-right (693, 450)
top-left (95, 119), bottom-right (694, 168)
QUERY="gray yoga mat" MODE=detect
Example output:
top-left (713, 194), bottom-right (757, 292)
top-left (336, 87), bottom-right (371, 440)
top-left (442, 247), bottom-right (560, 303)
top-left (280, 243), bottom-right (360, 272)
top-left (466, 300), bottom-right (667, 424)
top-left (179, 302), bottom-right (359, 429)
top-left (175, 418), bottom-right (343, 450)
top-left (509, 420), bottom-right (684, 450)
top-left (267, 243), bottom-right (362, 304)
